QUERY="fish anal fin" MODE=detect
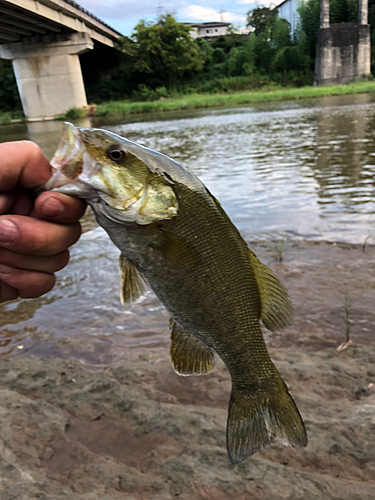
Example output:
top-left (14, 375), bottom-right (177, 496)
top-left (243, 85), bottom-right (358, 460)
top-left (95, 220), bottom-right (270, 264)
top-left (227, 379), bottom-right (307, 464)
top-left (119, 254), bottom-right (148, 305)
top-left (170, 321), bottom-right (218, 376)
top-left (248, 250), bottom-right (293, 331)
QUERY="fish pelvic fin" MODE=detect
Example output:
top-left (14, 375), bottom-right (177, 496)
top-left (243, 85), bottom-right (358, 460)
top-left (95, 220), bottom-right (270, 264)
top-left (119, 254), bottom-right (148, 305)
top-left (170, 321), bottom-right (218, 376)
top-left (248, 250), bottom-right (293, 331)
top-left (226, 379), bottom-right (307, 464)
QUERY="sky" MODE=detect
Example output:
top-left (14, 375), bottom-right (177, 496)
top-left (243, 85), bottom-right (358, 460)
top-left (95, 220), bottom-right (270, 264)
top-left (77, 0), bottom-right (278, 37)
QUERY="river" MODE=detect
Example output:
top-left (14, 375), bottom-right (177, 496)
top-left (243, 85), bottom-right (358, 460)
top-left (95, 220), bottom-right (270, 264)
top-left (1, 93), bottom-right (375, 363)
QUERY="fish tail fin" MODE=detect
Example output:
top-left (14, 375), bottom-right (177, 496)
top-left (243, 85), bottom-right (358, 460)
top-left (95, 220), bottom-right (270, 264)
top-left (226, 378), bottom-right (307, 464)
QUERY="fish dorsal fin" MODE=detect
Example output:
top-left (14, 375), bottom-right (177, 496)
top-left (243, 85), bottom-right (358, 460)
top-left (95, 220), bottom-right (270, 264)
top-left (119, 254), bottom-right (148, 305)
top-left (247, 249), bottom-right (293, 331)
top-left (170, 320), bottom-right (218, 376)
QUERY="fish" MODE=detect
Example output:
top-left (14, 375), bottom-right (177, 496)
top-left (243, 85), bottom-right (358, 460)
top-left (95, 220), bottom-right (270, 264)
top-left (39, 122), bottom-right (307, 463)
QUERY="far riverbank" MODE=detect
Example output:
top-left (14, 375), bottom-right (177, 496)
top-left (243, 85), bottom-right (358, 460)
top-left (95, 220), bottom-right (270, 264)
top-left (92, 80), bottom-right (375, 119)
top-left (2, 80), bottom-right (375, 124)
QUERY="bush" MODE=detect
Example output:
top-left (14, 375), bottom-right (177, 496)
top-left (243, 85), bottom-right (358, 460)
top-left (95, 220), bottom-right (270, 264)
top-left (0, 61), bottom-right (22, 112)
top-left (272, 46), bottom-right (310, 73)
top-left (63, 108), bottom-right (85, 119)
top-left (0, 113), bottom-right (12, 124)
top-left (131, 84), bottom-right (169, 102)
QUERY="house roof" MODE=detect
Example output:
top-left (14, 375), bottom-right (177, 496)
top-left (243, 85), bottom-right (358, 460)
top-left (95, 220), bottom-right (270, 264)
top-left (185, 22), bottom-right (231, 29)
top-left (275, 0), bottom-right (294, 9)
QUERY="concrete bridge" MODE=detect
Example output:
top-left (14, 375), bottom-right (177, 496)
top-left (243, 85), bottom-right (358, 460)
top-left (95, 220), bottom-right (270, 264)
top-left (314, 0), bottom-right (370, 85)
top-left (0, 0), bottom-right (121, 120)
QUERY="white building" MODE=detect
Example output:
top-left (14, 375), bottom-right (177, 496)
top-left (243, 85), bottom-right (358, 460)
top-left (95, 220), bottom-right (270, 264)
top-left (276, 0), bottom-right (301, 36)
top-left (186, 22), bottom-right (231, 39)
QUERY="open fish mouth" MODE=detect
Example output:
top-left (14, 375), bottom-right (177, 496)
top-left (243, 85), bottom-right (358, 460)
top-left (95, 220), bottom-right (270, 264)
top-left (43, 122), bottom-right (85, 190)
top-left (38, 122), bottom-right (100, 201)
top-left (51, 122), bottom-right (84, 180)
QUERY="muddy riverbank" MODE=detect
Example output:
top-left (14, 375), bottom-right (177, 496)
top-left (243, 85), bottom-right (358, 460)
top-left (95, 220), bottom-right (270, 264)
top-left (0, 240), bottom-right (374, 499)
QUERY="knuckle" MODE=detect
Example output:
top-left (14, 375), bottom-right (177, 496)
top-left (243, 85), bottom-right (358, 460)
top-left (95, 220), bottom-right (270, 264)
top-left (19, 140), bottom-right (43, 159)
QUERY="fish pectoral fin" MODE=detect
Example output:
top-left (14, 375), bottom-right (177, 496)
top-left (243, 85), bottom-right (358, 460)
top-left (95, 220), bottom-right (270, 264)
top-left (248, 249), bottom-right (293, 331)
top-left (227, 379), bottom-right (307, 464)
top-left (119, 254), bottom-right (148, 305)
top-left (170, 321), bottom-right (218, 376)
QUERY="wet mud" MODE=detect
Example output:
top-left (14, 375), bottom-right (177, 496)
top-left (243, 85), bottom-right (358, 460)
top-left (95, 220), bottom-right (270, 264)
top-left (0, 240), bottom-right (375, 499)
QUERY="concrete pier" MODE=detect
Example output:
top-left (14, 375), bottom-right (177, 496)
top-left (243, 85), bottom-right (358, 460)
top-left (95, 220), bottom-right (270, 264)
top-left (0, 0), bottom-right (120, 120)
top-left (0, 33), bottom-right (92, 120)
top-left (320, 0), bottom-right (330, 29)
top-left (313, 0), bottom-right (370, 86)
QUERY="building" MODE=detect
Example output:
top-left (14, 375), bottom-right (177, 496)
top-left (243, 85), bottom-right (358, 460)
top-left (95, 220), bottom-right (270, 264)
top-left (276, 0), bottom-right (300, 36)
top-left (186, 22), bottom-right (231, 39)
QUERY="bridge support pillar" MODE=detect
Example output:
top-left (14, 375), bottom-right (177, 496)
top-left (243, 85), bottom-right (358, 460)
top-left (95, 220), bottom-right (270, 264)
top-left (314, 0), bottom-right (370, 86)
top-left (0, 33), bottom-right (93, 120)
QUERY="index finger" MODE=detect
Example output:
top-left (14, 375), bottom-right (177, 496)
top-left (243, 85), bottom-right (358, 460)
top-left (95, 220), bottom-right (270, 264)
top-left (33, 191), bottom-right (87, 224)
top-left (0, 141), bottom-right (51, 191)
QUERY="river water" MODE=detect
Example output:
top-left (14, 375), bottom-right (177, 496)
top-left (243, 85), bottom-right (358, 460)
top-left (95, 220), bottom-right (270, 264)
top-left (1, 93), bottom-right (375, 363)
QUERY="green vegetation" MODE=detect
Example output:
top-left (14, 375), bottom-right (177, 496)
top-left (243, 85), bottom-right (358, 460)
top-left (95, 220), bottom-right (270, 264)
top-left (268, 238), bottom-right (287, 262)
top-left (82, 12), bottom-right (312, 104)
top-left (334, 291), bottom-right (354, 356)
top-left (94, 80), bottom-right (375, 118)
top-left (62, 107), bottom-right (86, 120)
top-left (0, 60), bottom-right (22, 113)
top-left (1, 3), bottom-right (375, 122)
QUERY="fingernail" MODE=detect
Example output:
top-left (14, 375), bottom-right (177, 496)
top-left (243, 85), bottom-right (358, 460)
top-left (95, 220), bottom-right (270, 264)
top-left (0, 220), bottom-right (18, 243)
top-left (41, 197), bottom-right (64, 217)
top-left (0, 264), bottom-right (15, 274)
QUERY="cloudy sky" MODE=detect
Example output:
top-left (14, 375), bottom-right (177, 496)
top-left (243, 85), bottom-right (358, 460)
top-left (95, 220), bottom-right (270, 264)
top-left (77, 0), bottom-right (277, 36)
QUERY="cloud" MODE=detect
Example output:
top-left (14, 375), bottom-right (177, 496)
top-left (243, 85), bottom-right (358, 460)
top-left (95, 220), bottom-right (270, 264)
top-left (182, 4), bottom-right (246, 23)
top-left (236, 0), bottom-right (276, 5)
top-left (77, 0), bottom-right (254, 33)
top-left (78, 0), bottom-right (182, 21)
top-left (79, 0), bottom-right (248, 23)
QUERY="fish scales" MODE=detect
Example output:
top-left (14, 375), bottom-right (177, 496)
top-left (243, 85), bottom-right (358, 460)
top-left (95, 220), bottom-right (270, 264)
top-left (39, 122), bottom-right (307, 463)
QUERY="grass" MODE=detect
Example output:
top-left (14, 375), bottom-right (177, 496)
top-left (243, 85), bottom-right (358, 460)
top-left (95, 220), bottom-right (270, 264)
top-left (0, 113), bottom-right (12, 124)
top-left (94, 80), bottom-right (375, 118)
top-left (0, 109), bottom-right (25, 124)
top-left (268, 238), bottom-right (286, 262)
top-left (334, 291), bottom-right (354, 356)
top-left (2, 79), bottom-right (375, 124)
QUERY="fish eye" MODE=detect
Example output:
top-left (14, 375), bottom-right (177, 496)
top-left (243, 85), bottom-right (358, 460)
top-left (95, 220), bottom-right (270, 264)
top-left (107, 146), bottom-right (125, 163)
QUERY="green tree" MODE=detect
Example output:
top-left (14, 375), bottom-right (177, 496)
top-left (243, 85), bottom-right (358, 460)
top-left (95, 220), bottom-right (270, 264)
top-left (272, 45), bottom-right (310, 73)
top-left (298, 0), bottom-right (321, 59)
top-left (117, 15), bottom-right (207, 88)
top-left (0, 60), bottom-right (21, 112)
top-left (271, 16), bottom-right (292, 50)
top-left (330, 0), bottom-right (358, 23)
top-left (210, 26), bottom-right (243, 54)
top-left (227, 35), bottom-right (256, 76)
top-left (253, 27), bottom-right (275, 73)
top-left (246, 7), bottom-right (279, 36)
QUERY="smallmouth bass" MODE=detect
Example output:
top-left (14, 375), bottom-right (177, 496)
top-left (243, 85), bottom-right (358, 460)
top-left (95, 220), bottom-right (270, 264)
top-left (40, 122), bottom-right (307, 463)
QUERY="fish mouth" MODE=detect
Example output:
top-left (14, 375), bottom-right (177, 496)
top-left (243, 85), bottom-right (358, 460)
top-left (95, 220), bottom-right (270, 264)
top-left (40, 122), bottom-right (99, 200)
top-left (51, 121), bottom-right (84, 179)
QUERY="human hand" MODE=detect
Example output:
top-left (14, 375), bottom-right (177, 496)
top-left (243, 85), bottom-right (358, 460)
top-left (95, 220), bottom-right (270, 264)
top-left (0, 141), bottom-right (86, 302)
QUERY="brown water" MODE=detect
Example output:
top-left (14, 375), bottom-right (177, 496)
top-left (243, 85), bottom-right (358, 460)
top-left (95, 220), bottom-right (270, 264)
top-left (1, 93), bottom-right (375, 364)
